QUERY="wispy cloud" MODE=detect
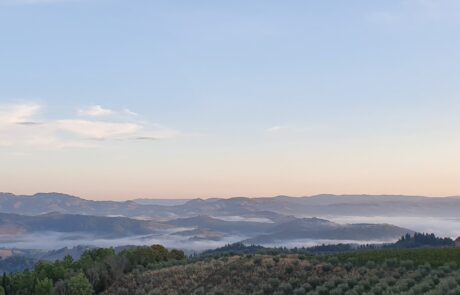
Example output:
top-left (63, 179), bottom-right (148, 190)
top-left (266, 125), bottom-right (288, 133)
top-left (77, 105), bottom-right (114, 117)
top-left (57, 120), bottom-right (141, 140)
top-left (123, 108), bottom-right (138, 116)
top-left (136, 136), bottom-right (158, 141)
top-left (0, 103), bottom-right (180, 148)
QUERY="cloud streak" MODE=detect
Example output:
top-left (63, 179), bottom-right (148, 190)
top-left (77, 105), bottom-right (114, 117)
top-left (267, 125), bottom-right (287, 133)
top-left (57, 120), bottom-right (141, 140)
top-left (0, 103), bottom-right (180, 148)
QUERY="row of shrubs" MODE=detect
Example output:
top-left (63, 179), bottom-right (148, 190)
top-left (104, 248), bottom-right (460, 295)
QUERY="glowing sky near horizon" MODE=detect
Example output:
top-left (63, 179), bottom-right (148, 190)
top-left (1, 0), bottom-right (460, 200)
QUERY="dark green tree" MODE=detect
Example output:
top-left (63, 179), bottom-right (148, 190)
top-left (35, 278), bottom-right (53, 295)
top-left (66, 273), bottom-right (94, 295)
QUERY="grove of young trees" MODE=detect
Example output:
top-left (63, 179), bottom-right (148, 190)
top-left (104, 250), bottom-right (460, 295)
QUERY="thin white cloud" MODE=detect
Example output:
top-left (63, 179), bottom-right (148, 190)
top-left (135, 124), bottom-right (180, 140)
top-left (266, 125), bottom-right (287, 133)
top-left (57, 120), bottom-right (141, 140)
top-left (123, 108), bottom-right (138, 116)
top-left (77, 105), bottom-right (114, 117)
top-left (0, 103), bottom-right (180, 148)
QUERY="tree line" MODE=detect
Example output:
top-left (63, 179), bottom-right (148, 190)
top-left (0, 245), bottom-right (185, 295)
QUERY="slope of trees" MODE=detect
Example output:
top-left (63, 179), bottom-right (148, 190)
top-left (392, 233), bottom-right (454, 248)
top-left (103, 249), bottom-right (460, 295)
top-left (2, 233), bottom-right (459, 294)
top-left (1, 245), bottom-right (185, 295)
top-left (201, 233), bottom-right (455, 258)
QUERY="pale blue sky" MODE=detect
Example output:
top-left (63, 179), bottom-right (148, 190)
top-left (1, 0), bottom-right (460, 199)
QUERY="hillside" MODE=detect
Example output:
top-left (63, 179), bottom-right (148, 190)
top-left (4, 237), bottom-right (460, 294)
top-left (0, 192), bottom-right (170, 218)
top-left (244, 218), bottom-right (413, 244)
top-left (103, 247), bottom-right (460, 295)
top-left (0, 212), bottom-right (170, 237)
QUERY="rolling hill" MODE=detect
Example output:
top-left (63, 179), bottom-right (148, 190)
top-left (0, 212), bottom-right (170, 238)
top-left (2, 192), bottom-right (460, 219)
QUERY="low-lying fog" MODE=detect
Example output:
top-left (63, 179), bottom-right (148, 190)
top-left (210, 216), bottom-right (274, 223)
top-left (0, 231), bottom-right (248, 253)
top-left (0, 232), bottom-right (396, 253)
top-left (1, 215), bottom-right (458, 252)
top-left (321, 216), bottom-right (460, 238)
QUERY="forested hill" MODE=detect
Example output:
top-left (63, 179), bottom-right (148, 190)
top-left (103, 248), bottom-right (460, 295)
top-left (2, 233), bottom-right (460, 295)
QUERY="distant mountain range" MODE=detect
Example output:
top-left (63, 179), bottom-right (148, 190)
top-left (0, 212), bottom-right (170, 238)
top-left (2, 192), bottom-right (458, 250)
top-left (0, 192), bottom-right (171, 218)
top-left (1, 192), bottom-right (459, 218)
top-left (131, 198), bottom-right (191, 206)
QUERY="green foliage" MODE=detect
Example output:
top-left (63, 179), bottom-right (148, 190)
top-left (35, 278), bottom-right (53, 295)
top-left (337, 247), bottom-right (460, 267)
top-left (394, 233), bottom-right (454, 248)
top-left (100, 248), bottom-right (460, 295)
top-left (67, 273), bottom-right (94, 295)
top-left (5, 242), bottom-right (460, 295)
top-left (169, 249), bottom-right (186, 260)
top-left (121, 245), bottom-right (171, 269)
top-left (78, 248), bottom-right (116, 272)
top-left (35, 260), bottom-right (69, 282)
top-left (2, 245), bottom-right (185, 295)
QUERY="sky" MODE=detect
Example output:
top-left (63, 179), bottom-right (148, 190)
top-left (1, 0), bottom-right (460, 200)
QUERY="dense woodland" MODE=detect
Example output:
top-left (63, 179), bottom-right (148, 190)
top-left (200, 233), bottom-right (457, 257)
top-left (0, 245), bottom-right (186, 295)
top-left (1, 234), bottom-right (459, 295)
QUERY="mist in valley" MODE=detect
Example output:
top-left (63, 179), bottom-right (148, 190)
top-left (3, 214), bottom-right (458, 253)
top-left (322, 216), bottom-right (460, 238)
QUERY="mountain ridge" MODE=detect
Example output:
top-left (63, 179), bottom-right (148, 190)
top-left (2, 192), bottom-right (460, 218)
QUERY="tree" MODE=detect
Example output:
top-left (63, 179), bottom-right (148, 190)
top-left (10, 270), bottom-right (35, 294)
top-left (67, 273), bottom-right (94, 295)
top-left (169, 249), bottom-right (186, 260)
top-left (53, 280), bottom-right (67, 295)
top-left (35, 278), bottom-right (53, 295)
top-left (1, 273), bottom-right (9, 294)
top-left (0, 286), bottom-right (5, 295)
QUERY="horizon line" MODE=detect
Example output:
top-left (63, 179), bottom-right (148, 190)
top-left (2, 191), bottom-right (460, 202)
